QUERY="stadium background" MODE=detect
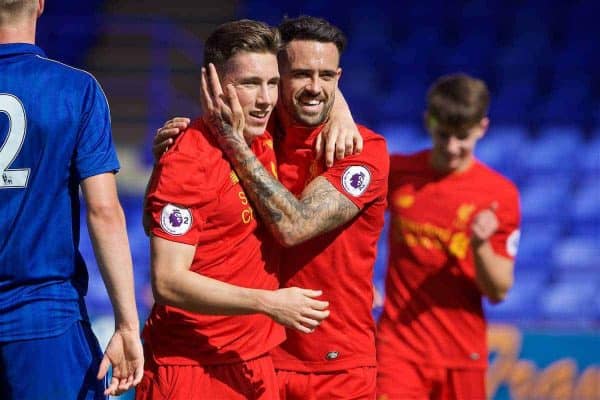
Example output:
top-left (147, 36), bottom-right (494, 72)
top-left (35, 0), bottom-right (599, 398)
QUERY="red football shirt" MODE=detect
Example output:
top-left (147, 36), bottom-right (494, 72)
top-left (377, 150), bottom-right (521, 369)
top-left (143, 119), bottom-right (285, 366)
top-left (270, 123), bottom-right (389, 372)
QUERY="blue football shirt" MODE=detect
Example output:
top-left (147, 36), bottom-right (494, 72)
top-left (0, 43), bottom-right (120, 341)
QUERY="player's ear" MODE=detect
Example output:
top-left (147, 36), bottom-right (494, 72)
top-left (37, 0), bottom-right (45, 16)
top-left (477, 117), bottom-right (490, 139)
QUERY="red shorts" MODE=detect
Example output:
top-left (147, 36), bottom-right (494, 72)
top-left (377, 357), bottom-right (485, 400)
top-left (276, 367), bottom-right (376, 400)
top-left (136, 354), bottom-right (279, 400)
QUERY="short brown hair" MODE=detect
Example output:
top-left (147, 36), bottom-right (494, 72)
top-left (278, 16), bottom-right (347, 54)
top-left (203, 19), bottom-right (280, 69)
top-left (0, 0), bottom-right (36, 23)
top-left (426, 73), bottom-right (490, 129)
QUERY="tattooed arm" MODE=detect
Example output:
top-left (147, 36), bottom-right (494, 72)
top-left (220, 132), bottom-right (359, 246)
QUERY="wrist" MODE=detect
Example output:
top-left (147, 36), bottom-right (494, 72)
top-left (114, 319), bottom-right (140, 332)
top-left (252, 289), bottom-right (273, 317)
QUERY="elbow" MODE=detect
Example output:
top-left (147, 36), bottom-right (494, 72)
top-left (151, 270), bottom-right (177, 306)
top-left (486, 290), bottom-right (508, 304)
top-left (87, 201), bottom-right (125, 226)
top-left (276, 232), bottom-right (305, 248)
top-left (485, 282), bottom-right (513, 304)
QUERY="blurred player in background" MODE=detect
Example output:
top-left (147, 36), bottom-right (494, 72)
top-left (201, 16), bottom-right (389, 399)
top-left (0, 0), bottom-right (143, 398)
top-left (137, 20), bottom-right (331, 400)
top-left (376, 73), bottom-right (521, 400)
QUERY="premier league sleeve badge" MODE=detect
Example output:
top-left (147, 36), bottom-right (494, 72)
top-left (341, 165), bottom-right (371, 197)
top-left (160, 203), bottom-right (193, 236)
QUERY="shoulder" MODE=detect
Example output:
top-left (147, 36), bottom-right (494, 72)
top-left (34, 55), bottom-right (102, 90)
top-left (156, 119), bottom-right (218, 179)
top-left (357, 124), bottom-right (386, 146)
top-left (353, 124), bottom-right (389, 169)
top-left (33, 56), bottom-right (109, 113)
top-left (473, 161), bottom-right (519, 196)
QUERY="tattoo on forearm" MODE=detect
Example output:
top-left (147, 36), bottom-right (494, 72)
top-left (211, 120), bottom-right (359, 244)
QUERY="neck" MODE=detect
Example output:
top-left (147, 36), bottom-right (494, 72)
top-left (0, 20), bottom-right (36, 45)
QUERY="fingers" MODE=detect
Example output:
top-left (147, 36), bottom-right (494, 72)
top-left (299, 316), bottom-right (321, 330)
top-left (303, 308), bottom-right (330, 322)
top-left (103, 365), bottom-right (139, 396)
top-left (117, 374), bottom-right (134, 393)
top-left (200, 67), bottom-right (213, 113)
top-left (307, 298), bottom-right (329, 310)
top-left (335, 140), bottom-right (346, 162)
top-left (314, 133), bottom-right (324, 160)
top-left (301, 289), bottom-right (323, 298)
top-left (354, 133), bottom-right (364, 154)
top-left (104, 376), bottom-right (119, 396)
top-left (344, 132), bottom-right (354, 157)
top-left (208, 63), bottom-right (224, 102)
top-left (157, 119), bottom-right (190, 140)
top-left (96, 355), bottom-right (110, 380)
top-left (226, 84), bottom-right (245, 132)
top-left (153, 117), bottom-right (189, 159)
top-left (133, 363), bottom-right (144, 386)
top-left (325, 135), bottom-right (337, 167)
top-left (293, 322), bottom-right (313, 334)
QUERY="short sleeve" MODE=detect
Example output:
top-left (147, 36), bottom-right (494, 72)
top-left (321, 131), bottom-right (389, 209)
top-left (146, 145), bottom-right (217, 246)
top-left (489, 184), bottom-right (521, 259)
top-left (73, 76), bottom-right (119, 180)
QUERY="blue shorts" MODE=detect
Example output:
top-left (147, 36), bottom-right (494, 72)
top-left (0, 320), bottom-right (106, 400)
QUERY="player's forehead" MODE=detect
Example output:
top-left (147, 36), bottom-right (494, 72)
top-left (431, 123), bottom-right (477, 140)
top-left (221, 51), bottom-right (279, 81)
top-left (283, 40), bottom-right (340, 70)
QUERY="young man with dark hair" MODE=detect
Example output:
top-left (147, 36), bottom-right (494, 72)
top-left (201, 15), bottom-right (389, 399)
top-left (137, 19), bottom-right (330, 400)
top-left (376, 73), bottom-right (521, 400)
top-left (0, 0), bottom-right (143, 398)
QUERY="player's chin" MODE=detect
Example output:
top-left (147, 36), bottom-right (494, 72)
top-left (295, 110), bottom-right (327, 127)
top-left (243, 125), bottom-right (267, 141)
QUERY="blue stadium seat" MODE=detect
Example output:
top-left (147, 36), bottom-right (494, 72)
top-left (484, 269), bottom-right (547, 322)
top-left (552, 236), bottom-right (600, 272)
top-left (534, 82), bottom-right (591, 124)
top-left (539, 274), bottom-right (598, 322)
top-left (516, 222), bottom-right (561, 270)
top-left (519, 176), bottom-right (572, 222)
top-left (518, 125), bottom-right (583, 174)
top-left (475, 124), bottom-right (528, 179)
top-left (577, 133), bottom-right (600, 175)
top-left (376, 122), bottom-right (429, 154)
top-left (496, 31), bottom-right (552, 78)
top-left (490, 78), bottom-right (538, 124)
top-left (570, 178), bottom-right (600, 223)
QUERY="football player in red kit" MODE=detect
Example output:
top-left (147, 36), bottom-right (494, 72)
top-left (138, 20), bottom-right (330, 400)
top-left (376, 73), bottom-right (521, 400)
